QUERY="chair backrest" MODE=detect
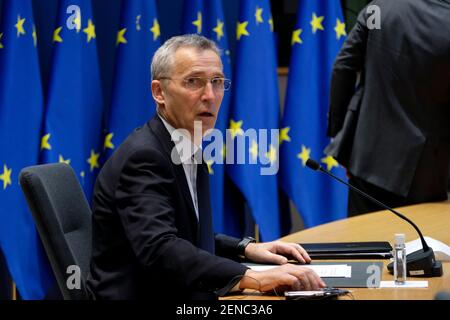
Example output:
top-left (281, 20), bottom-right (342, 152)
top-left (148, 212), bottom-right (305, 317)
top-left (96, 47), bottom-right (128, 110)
top-left (435, 291), bottom-right (450, 300)
top-left (19, 163), bottom-right (92, 300)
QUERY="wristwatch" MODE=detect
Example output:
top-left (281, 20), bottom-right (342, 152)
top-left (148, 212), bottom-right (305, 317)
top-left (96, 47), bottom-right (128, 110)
top-left (237, 236), bottom-right (256, 257)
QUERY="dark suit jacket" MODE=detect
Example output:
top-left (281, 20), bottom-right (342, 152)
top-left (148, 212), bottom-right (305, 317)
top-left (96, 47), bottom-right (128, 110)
top-left (87, 115), bottom-right (248, 300)
top-left (327, 0), bottom-right (450, 199)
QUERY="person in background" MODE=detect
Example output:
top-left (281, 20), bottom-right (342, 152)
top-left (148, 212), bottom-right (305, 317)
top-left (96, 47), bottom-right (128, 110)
top-left (326, 0), bottom-right (450, 216)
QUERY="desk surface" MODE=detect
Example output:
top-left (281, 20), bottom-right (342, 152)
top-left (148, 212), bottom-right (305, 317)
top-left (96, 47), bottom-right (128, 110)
top-left (223, 201), bottom-right (450, 300)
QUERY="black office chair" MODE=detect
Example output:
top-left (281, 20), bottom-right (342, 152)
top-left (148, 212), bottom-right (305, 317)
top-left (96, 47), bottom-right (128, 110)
top-left (19, 163), bottom-right (92, 300)
top-left (435, 291), bottom-right (450, 300)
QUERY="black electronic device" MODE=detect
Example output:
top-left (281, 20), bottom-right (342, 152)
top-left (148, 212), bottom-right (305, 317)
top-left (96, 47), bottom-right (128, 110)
top-left (284, 287), bottom-right (350, 300)
top-left (299, 241), bottom-right (392, 259)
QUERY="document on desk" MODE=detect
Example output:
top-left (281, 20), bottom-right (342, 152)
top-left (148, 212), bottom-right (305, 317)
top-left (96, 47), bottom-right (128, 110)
top-left (248, 264), bottom-right (352, 278)
top-left (380, 281), bottom-right (428, 288)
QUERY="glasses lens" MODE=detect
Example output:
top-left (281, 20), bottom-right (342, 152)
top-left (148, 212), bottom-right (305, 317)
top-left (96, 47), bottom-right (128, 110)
top-left (211, 78), bottom-right (224, 90)
top-left (184, 77), bottom-right (204, 90)
top-left (183, 77), bottom-right (231, 91)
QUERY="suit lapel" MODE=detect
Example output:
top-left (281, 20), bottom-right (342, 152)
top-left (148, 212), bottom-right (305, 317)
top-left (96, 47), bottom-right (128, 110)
top-left (148, 116), bottom-right (199, 229)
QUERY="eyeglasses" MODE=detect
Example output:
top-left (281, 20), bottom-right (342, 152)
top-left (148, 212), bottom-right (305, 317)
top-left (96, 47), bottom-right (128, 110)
top-left (158, 76), bottom-right (232, 91)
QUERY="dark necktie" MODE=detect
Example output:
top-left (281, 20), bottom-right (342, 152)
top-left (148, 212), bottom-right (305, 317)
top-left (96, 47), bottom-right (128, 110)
top-left (196, 161), bottom-right (215, 254)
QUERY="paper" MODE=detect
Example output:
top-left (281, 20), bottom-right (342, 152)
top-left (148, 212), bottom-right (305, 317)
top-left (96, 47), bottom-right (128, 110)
top-left (405, 237), bottom-right (450, 262)
top-left (306, 265), bottom-right (352, 278)
top-left (311, 252), bottom-right (392, 258)
top-left (248, 264), bottom-right (352, 278)
top-left (380, 281), bottom-right (428, 288)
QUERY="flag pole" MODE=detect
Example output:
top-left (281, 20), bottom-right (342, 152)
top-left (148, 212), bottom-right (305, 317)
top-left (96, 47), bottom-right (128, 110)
top-left (12, 281), bottom-right (16, 300)
top-left (254, 225), bottom-right (260, 242)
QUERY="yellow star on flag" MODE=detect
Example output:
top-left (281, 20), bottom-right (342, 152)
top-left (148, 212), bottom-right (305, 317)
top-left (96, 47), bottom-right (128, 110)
top-left (136, 15), bottom-right (142, 31)
top-left (150, 19), bottom-right (160, 41)
top-left (297, 145), bottom-right (311, 167)
top-left (266, 145), bottom-right (277, 164)
top-left (310, 13), bottom-right (325, 33)
top-left (73, 12), bottom-right (81, 33)
top-left (269, 18), bottom-right (274, 32)
top-left (250, 140), bottom-right (259, 161)
top-left (104, 133), bottom-right (114, 150)
top-left (32, 25), bottom-right (37, 47)
top-left (236, 21), bottom-right (249, 40)
top-left (291, 29), bottom-right (303, 46)
top-left (83, 19), bottom-right (96, 43)
top-left (53, 27), bottom-right (63, 43)
top-left (229, 119), bottom-right (244, 138)
top-left (116, 28), bottom-right (127, 46)
top-left (80, 171), bottom-right (85, 179)
top-left (192, 12), bottom-right (202, 34)
top-left (213, 19), bottom-right (224, 41)
top-left (15, 15), bottom-right (26, 37)
top-left (255, 7), bottom-right (263, 25)
top-left (0, 33), bottom-right (4, 49)
top-left (206, 160), bottom-right (214, 175)
top-left (221, 143), bottom-right (226, 159)
top-left (279, 127), bottom-right (291, 144)
top-left (321, 155), bottom-right (339, 171)
top-left (41, 133), bottom-right (52, 151)
top-left (335, 18), bottom-right (347, 40)
top-left (87, 150), bottom-right (100, 172)
top-left (58, 155), bottom-right (71, 165)
top-left (0, 165), bottom-right (12, 190)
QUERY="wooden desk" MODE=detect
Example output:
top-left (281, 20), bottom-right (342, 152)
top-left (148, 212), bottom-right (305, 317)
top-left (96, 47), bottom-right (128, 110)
top-left (223, 201), bottom-right (450, 300)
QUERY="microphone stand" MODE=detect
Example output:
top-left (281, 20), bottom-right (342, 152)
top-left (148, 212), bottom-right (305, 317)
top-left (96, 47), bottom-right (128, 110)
top-left (306, 159), bottom-right (443, 277)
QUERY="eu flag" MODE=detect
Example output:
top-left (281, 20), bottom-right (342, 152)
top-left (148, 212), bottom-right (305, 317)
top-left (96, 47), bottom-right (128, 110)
top-left (227, 0), bottom-right (283, 241)
top-left (203, 0), bottom-right (232, 144)
top-left (280, 0), bottom-right (348, 228)
top-left (104, 0), bottom-right (160, 159)
top-left (181, 0), bottom-right (203, 35)
top-left (41, 0), bottom-right (104, 199)
top-left (182, 0), bottom-right (239, 235)
top-left (0, 0), bottom-right (54, 299)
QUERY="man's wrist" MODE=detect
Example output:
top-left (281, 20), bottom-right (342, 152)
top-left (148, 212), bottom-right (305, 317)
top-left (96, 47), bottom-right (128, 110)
top-left (239, 269), bottom-right (260, 291)
top-left (237, 236), bottom-right (256, 258)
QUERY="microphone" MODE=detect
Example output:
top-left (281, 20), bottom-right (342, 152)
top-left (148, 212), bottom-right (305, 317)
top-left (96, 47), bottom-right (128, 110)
top-left (305, 158), bottom-right (443, 277)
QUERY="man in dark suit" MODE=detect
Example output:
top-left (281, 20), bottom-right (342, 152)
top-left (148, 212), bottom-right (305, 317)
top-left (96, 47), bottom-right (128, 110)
top-left (326, 0), bottom-right (450, 215)
top-left (87, 35), bottom-right (324, 300)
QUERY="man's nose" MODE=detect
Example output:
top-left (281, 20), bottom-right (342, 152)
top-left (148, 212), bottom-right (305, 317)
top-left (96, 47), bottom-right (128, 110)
top-left (201, 81), bottom-right (216, 100)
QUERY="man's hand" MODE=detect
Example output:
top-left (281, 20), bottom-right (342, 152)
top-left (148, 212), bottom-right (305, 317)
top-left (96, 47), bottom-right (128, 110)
top-left (244, 241), bottom-right (312, 265)
top-left (239, 265), bottom-right (326, 292)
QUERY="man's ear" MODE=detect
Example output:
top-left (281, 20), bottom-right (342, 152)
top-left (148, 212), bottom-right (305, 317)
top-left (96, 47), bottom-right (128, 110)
top-left (151, 80), bottom-right (165, 105)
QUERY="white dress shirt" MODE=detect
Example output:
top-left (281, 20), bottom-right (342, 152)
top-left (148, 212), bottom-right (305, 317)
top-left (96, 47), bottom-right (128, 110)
top-left (158, 114), bottom-right (201, 220)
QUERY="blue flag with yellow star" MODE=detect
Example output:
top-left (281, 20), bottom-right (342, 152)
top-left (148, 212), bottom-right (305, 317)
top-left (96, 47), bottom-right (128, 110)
top-left (41, 0), bottom-right (104, 199)
top-left (204, 1), bottom-right (232, 136)
top-left (105, 0), bottom-right (160, 159)
top-left (227, 0), bottom-right (284, 241)
top-left (0, 0), bottom-right (55, 299)
top-left (182, 0), bottom-right (203, 35)
top-left (182, 0), bottom-right (240, 236)
top-left (280, 0), bottom-right (348, 228)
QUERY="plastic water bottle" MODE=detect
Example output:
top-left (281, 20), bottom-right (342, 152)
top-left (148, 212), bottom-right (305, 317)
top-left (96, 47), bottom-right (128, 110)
top-left (394, 234), bottom-right (407, 284)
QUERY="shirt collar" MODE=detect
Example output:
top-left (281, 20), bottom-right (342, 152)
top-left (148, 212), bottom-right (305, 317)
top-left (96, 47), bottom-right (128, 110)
top-left (158, 113), bottom-right (201, 164)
